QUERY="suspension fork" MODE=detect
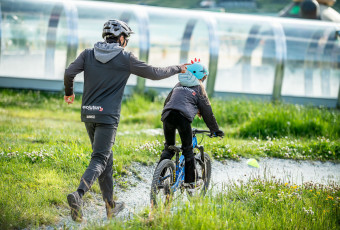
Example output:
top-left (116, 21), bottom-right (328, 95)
top-left (169, 145), bottom-right (181, 183)
top-left (192, 133), bottom-right (204, 164)
top-left (196, 145), bottom-right (207, 182)
top-left (196, 145), bottom-right (205, 164)
top-left (175, 151), bottom-right (179, 179)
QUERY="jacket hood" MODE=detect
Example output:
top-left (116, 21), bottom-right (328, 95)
top-left (94, 42), bottom-right (123, 63)
top-left (178, 71), bottom-right (200, 87)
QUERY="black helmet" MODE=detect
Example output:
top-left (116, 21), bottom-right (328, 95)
top-left (102, 19), bottom-right (134, 39)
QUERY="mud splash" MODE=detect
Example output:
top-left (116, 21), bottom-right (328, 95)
top-left (48, 158), bottom-right (339, 229)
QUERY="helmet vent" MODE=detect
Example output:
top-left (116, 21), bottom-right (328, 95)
top-left (102, 19), bottom-right (134, 39)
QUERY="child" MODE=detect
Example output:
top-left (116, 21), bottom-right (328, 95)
top-left (159, 59), bottom-right (224, 186)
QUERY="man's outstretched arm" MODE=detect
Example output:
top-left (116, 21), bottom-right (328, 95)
top-left (129, 53), bottom-right (186, 80)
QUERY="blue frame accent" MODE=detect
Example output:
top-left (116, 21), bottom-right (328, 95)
top-left (45, 2), bottom-right (78, 78)
top-left (172, 154), bottom-right (185, 192)
top-left (171, 136), bottom-right (197, 192)
top-left (192, 136), bottom-right (197, 148)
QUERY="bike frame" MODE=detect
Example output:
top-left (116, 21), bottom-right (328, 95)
top-left (171, 132), bottom-right (206, 193)
top-left (152, 129), bottom-right (215, 204)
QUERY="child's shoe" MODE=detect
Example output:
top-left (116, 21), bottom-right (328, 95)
top-left (106, 201), bottom-right (125, 219)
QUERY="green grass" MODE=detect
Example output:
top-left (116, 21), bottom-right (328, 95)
top-left (98, 177), bottom-right (340, 230)
top-left (0, 89), bottom-right (339, 228)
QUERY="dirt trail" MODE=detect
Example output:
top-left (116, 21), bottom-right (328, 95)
top-left (49, 158), bottom-right (340, 229)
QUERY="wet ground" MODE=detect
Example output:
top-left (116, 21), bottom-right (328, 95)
top-left (49, 158), bottom-right (340, 229)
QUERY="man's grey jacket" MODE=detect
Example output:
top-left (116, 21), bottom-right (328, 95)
top-left (64, 42), bottom-right (181, 124)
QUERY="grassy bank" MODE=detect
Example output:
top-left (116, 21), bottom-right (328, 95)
top-left (101, 177), bottom-right (340, 229)
top-left (0, 89), bottom-right (339, 228)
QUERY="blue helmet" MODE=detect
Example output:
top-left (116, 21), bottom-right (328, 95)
top-left (178, 59), bottom-right (209, 87)
top-left (186, 58), bottom-right (209, 80)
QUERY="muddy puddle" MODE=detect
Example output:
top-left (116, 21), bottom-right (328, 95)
top-left (47, 158), bottom-right (339, 229)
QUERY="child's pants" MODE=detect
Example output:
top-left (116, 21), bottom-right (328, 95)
top-left (160, 110), bottom-right (196, 183)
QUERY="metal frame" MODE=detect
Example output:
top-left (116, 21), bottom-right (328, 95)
top-left (319, 28), bottom-right (336, 97)
top-left (64, 3), bottom-right (78, 67)
top-left (179, 17), bottom-right (219, 97)
top-left (45, 2), bottom-right (78, 78)
top-left (205, 17), bottom-right (219, 97)
top-left (303, 30), bottom-right (324, 96)
top-left (333, 26), bottom-right (340, 109)
top-left (304, 27), bottom-right (340, 106)
top-left (180, 19), bottom-right (197, 64)
top-left (242, 22), bottom-right (287, 101)
top-left (242, 24), bottom-right (261, 91)
top-left (271, 21), bottom-right (287, 102)
top-left (120, 8), bottom-right (150, 93)
top-left (45, 3), bottom-right (63, 78)
top-left (303, 29), bottom-right (335, 97)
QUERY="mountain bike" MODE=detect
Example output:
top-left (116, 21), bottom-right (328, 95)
top-left (150, 128), bottom-right (216, 206)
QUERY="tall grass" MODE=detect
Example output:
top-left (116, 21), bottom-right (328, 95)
top-left (98, 177), bottom-right (340, 230)
top-left (119, 93), bottom-right (340, 139)
top-left (209, 99), bottom-right (340, 139)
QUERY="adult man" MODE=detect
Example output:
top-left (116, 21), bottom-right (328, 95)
top-left (64, 19), bottom-right (187, 221)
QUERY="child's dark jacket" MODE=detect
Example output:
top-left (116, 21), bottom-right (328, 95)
top-left (161, 83), bottom-right (220, 133)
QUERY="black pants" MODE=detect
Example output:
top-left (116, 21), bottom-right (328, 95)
top-left (77, 122), bottom-right (117, 204)
top-left (160, 110), bottom-right (196, 183)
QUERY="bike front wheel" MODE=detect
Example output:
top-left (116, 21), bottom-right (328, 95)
top-left (150, 159), bottom-right (176, 206)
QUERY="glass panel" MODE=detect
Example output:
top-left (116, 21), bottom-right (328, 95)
top-left (0, 0), bottom-right (338, 100)
top-left (187, 20), bottom-right (209, 70)
top-left (54, 9), bottom-right (68, 79)
top-left (281, 19), bottom-right (339, 98)
top-left (214, 14), bottom-right (275, 94)
top-left (75, 1), bottom-right (139, 85)
top-left (144, 7), bottom-right (190, 88)
top-left (0, 0), bottom-right (53, 78)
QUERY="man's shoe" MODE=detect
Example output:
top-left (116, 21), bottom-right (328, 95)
top-left (106, 201), bottom-right (125, 219)
top-left (67, 191), bottom-right (83, 221)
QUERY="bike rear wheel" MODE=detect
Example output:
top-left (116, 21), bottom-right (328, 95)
top-left (150, 159), bottom-right (176, 206)
top-left (189, 152), bottom-right (212, 196)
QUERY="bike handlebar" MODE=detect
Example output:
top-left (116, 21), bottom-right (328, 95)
top-left (192, 128), bottom-right (222, 138)
top-left (192, 128), bottom-right (211, 134)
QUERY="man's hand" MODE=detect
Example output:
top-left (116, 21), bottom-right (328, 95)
top-left (180, 63), bottom-right (189, 73)
top-left (64, 94), bottom-right (75, 104)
